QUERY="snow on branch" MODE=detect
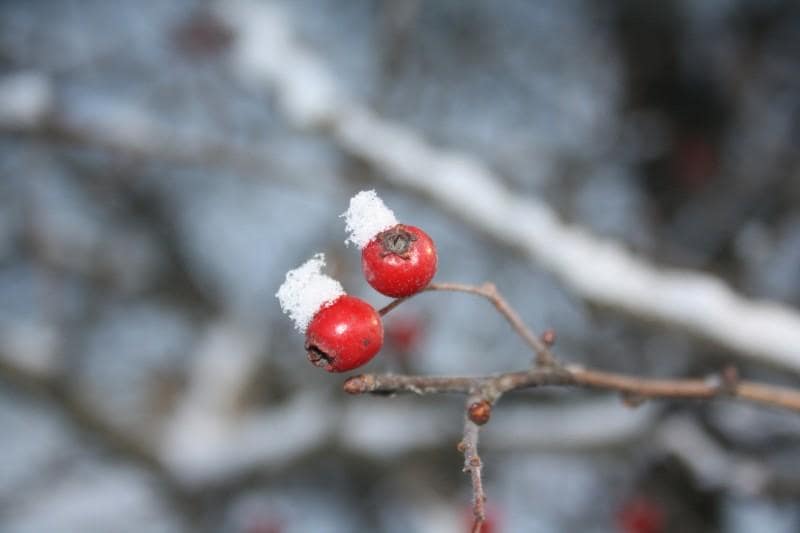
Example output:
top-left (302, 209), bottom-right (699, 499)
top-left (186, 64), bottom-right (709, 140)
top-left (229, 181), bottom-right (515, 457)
top-left (0, 71), bottom-right (53, 129)
top-left (219, 0), bottom-right (800, 372)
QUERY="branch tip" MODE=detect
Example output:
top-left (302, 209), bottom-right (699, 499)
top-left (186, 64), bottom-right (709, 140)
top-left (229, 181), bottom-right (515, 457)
top-left (343, 375), bottom-right (369, 394)
top-left (541, 328), bottom-right (556, 347)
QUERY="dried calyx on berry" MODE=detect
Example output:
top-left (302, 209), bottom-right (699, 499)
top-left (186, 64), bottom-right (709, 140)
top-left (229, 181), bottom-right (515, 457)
top-left (342, 190), bottom-right (438, 298)
top-left (377, 224), bottom-right (418, 258)
top-left (276, 254), bottom-right (383, 372)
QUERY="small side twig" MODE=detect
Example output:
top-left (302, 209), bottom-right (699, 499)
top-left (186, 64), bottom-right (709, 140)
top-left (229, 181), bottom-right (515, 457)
top-left (360, 280), bottom-right (800, 524)
top-left (379, 282), bottom-right (556, 366)
top-left (459, 395), bottom-right (486, 533)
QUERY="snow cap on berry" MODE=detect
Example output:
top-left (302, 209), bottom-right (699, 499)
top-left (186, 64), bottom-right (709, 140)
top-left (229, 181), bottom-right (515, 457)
top-left (275, 253), bottom-right (345, 333)
top-left (341, 190), bottom-right (398, 249)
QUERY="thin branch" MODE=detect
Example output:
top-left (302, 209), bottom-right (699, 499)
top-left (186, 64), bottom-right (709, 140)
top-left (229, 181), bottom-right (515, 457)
top-left (344, 366), bottom-right (800, 413)
top-left (459, 396), bottom-right (486, 533)
top-left (379, 282), bottom-right (556, 366)
top-left (357, 278), bottom-right (800, 522)
top-left (343, 373), bottom-right (475, 395)
top-left (377, 295), bottom-right (410, 317)
top-left (370, 281), bottom-right (800, 412)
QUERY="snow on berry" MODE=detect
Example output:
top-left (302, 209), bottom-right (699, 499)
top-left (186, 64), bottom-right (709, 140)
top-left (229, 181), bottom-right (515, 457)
top-left (275, 253), bottom-right (345, 333)
top-left (341, 190), bottom-right (398, 249)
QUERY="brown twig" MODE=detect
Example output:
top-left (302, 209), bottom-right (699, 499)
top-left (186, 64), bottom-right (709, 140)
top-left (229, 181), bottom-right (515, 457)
top-left (371, 281), bottom-right (800, 412)
top-left (459, 395), bottom-right (486, 533)
top-left (379, 282), bottom-right (556, 366)
top-left (363, 280), bottom-right (800, 523)
top-left (344, 366), bottom-right (800, 412)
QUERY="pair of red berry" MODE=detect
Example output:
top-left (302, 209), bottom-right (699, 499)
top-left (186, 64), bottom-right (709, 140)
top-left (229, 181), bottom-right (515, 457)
top-left (300, 210), bottom-right (436, 372)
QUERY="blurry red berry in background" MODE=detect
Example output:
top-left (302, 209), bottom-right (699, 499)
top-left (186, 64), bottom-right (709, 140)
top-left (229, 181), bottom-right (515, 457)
top-left (362, 224), bottom-right (437, 298)
top-left (617, 496), bottom-right (665, 533)
top-left (172, 10), bottom-right (234, 58)
top-left (385, 314), bottom-right (425, 355)
top-left (244, 516), bottom-right (283, 533)
top-left (463, 505), bottom-right (500, 533)
top-left (672, 135), bottom-right (718, 191)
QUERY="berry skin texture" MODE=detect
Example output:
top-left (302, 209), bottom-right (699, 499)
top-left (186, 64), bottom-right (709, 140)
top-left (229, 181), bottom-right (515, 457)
top-left (304, 295), bottom-right (383, 372)
top-left (361, 224), bottom-right (437, 298)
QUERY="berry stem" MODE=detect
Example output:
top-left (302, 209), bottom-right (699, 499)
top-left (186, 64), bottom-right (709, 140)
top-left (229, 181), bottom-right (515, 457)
top-left (379, 282), bottom-right (557, 366)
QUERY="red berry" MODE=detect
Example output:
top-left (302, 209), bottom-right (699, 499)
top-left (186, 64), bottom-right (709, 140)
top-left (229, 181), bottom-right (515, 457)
top-left (305, 295), bottom-right (383, 372)
top-left (361, 224), bottom-right (437, 298)
top-left (244, 516), bottom-right (283, 533)
top-left (385, 314), bottom-right (426, 362)
top-left (462, 505), bottom-right (500, 533)
top-left (617, 496), bottom-right (664, 533)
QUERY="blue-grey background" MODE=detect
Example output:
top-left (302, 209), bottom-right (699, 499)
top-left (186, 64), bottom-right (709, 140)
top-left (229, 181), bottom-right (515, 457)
top-left (1, 1), bottom-right (800, 531)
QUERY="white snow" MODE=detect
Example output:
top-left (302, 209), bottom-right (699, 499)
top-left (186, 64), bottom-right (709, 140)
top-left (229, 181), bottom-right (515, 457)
top-left (0, 71), bottom-right (53, 128)
top-left (275, 253), bottom-right (344, 332)
top-left (341, 190), bottom-right (398, 248)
